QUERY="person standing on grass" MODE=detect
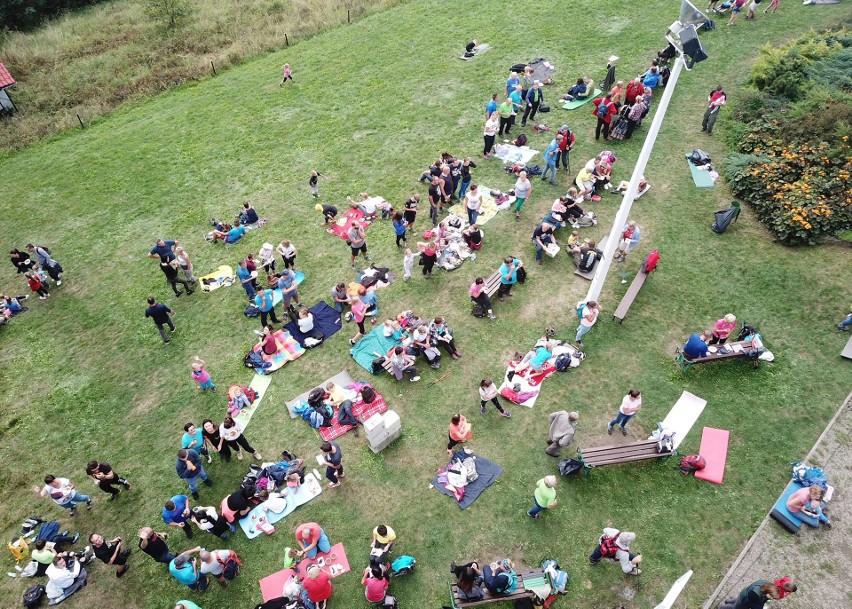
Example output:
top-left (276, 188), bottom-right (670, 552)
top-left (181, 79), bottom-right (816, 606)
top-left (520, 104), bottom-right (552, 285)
top-left (592, 94), bottom-right (617, 141)
top-left (710, 313), bottom-right (737, 344)
top-left (33, 475), bottom-right (93, 516)
top-left (506, 71), bottom-right (520, 97)
top-left (275, 268), bottom-right (300, 310)
top-left (198, 548), bottom-right (239, 587)
top-left (392, 212), bottom-right (408, 247)
top-left (90, 533), bottom-right (130, 578)
top-left (576, 300), bottom-right (602, 347)
top-left (27, 244), bottom-right (63, 285)
top-left (497, 97), bottom-right (514, 137)
top-left (497, 256), bottom-right (522, 302)
top-left (541, 135), bottom-right (561, 185)
top-left (202, 419), bottom-right (231, 463)
top-left (176, 449), bottom-right (213, 500)
top-left (718, 581), bottom-right (781, 609)
top-left (485, 92), bottom-right (499, 117)
top-left (174, 245), bottom-right (196, 284)
top-left (447, 414), bottom-right (472, 455)
top-left (458, 158), bottom-right (477, 199)
top-left (522, 80), bottom-right (544, 127)
top-left (236, 260), bottom-right (256, 303)
top-left (484, 111), bottom-right (499, 159)
top-left (320, 441), bottom-right (344, 489)
top-left (145, 296), bottom-right (176, 344)
top-left (509, 84), bottom-right (524, 132)
top-left (85, 460), bottom-right (130, 501)
top-left (220, 416), bottom-right (262, 461)
top-left (556, 125), bottom-right (575, 171)
top-left (728, 0), bottom-right (748, 25)
top-left (479, 379), bottom-right (509, 416)
top-left (702, 86), bottom-right (727, 135)
top-left (348, 221), bottom-right (371, 269)
top-left (183, 422), bottom-right (212, 465)
top-left (170, 549), bottom-right (208, 593)
top-left (10, 248), bottom-right (36, 274)
top-left (589, 529), bottom-right (643, 575)
top-left (309, 170), bottom-right (325, 198)
top-left (138, 527), bottom-right (176, 566)
top-left (163, 494), bottom-right (194, 539)
top-left (277, 240), bottom-right (298, 269)
top-left (148, 238), bottom-right (177, 262)
top-left (295, 522), bottom-right (332, 559)
top-left (763, 0), bottom-right (780, 13)
top-left (26, 271), bottom-right (49, 299)
top-left (161, 255), bottom-right (195, 297)
top-left (190, 357), bottom-right (216, 393)
top-left (546, 411), bottom-right (579, 457)
top-left (527, 475), bottom-right (557, 519)
top-left (280, 63), bottom-right (293, 86)
top-left (348, 295), bottom-right (367, 345)
top-left (404, 193), bottom-right (420, 237)
top-left (417, 239), bottom-right (439, 279)
top-left (513, 171), bottom-right (532, 222)
top-left (254, 286), bottom-right (281, 329)
top-left (607, 389), bottom-right (642, 436)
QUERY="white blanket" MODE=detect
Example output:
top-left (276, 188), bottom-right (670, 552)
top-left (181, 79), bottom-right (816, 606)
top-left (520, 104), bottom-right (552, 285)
top-left (494, 144), bottom-right (539, 165)
top-left (651, 391), bottom-right (707, 451)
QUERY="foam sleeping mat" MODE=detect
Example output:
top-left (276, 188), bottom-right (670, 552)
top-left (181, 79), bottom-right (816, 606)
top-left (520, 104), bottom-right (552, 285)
top-left (694, 427), bottom-right (730, 484)
top-left (562, 89), bottom-right (601, 110)
top-left (199, 264), bottom-right (235, 292)
top-left (283, 301), bottom-right (342, 347)
top-left (233, 374), bottom-right (273, 429)
top-left (447, 187), bottom-right (515, 226)
top-left (770, 480), bottom-right (804, 534)
top-left (270, 271), bottom-right (305, 306)
top-left (653, 391), bottom-right (707, 451)
top-left (685, 155), bottom-right (716, 188)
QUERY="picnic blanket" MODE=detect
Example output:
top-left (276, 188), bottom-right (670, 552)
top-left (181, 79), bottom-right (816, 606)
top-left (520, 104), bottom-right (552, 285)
top-left (350, 326), bottom-right (402, 373)
top-left (259, 544), bottom-right (350, 601)
top-left (459, 43), bottom-right (490, 60)
top-left (199, 264), bottom-right (235, 292)
top-left (320, 385), bottom-right (388, 442)
top-left (447, 186), bottom-right (516, 226)
top-left (494, 144), bottom-right (539, 165)
top-left (562, 89), bottom-right (601, 110)
top-left (497, 339), bottom-right (577, 407)
top-left (270, 271), bottom-right (306, 307)
top-left (285, 370), bottom-right (355, 418)
top-left (251, 330), bottom-right (305, 372)
top-left (651, 391), bottom-right (707, 451)
top-left (233, 374), bottom-right (273, 429)
top-left (283, 301), bottom-right (342, 348)
top-left (685, 154), bottom-right (716, 188)
top-left (239, 471), bottom-right (323, 539)
top-left (327, 208), bottom-right (372, 240)
top-left (431, 451), bottom-right (503, 509)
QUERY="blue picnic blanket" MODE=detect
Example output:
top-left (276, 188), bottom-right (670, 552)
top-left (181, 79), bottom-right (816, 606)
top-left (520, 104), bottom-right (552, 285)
top-left (284, 301), bottom-right (343, 347)
top-left (350, 326), bottom-right (401, 373)
top-left (432, 453), bottom-right (504, 510)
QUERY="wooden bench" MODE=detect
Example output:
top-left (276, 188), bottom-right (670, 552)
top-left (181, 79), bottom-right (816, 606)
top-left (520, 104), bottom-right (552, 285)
top-left (483, 269), bottom-right (501, 298)
top-left (675, 339), bottom-right (758, 372)
top-left (578, 439), bottom-right (672, 475)
top-left (448, 569), bottom-right (548, 608)
top-left (612, 268), bottom-right (649, 323)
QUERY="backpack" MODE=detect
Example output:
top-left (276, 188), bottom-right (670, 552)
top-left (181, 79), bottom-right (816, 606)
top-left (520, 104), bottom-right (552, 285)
top-left (642, 250), bottom-right (660, 273)
top-left (244, 351), bottom-right (271, 371)
top-left (514, 133), bottom-right (528, 146)
top-left (578, 249), bottom-right (598, 272)
top-left (244, 305), bottom-right (260, 318)
top-left (36, 245), bottom-right (51, 255)
top-left (22, 584), bottom-right (45, 609)
top-left (541, 559), bottom-right (570, 593)
top-left (539, 104), bottom-right (550, 112)
top-left (361, 386), bottom-right (377, 404)
top-left (596, 101), bottom-right (610, 119)
top-left (689, 148), bottom-right (712, 165)
top-left (382, 595), bottom-right (399, 609)
top-left (499, 570), bottom-right (519, 594)
top-left (471, 303), bottom-right (487, 318)
top-left (577, 301), bottom-right (587, 320)
top-left (307, 387), bottom-right (326, 407)
top-left (599, 532), bottom-right (621, 558)
top-left (555, 353), bottom-right (573, 372)
top-left (371, 356), bottom-right (386, 374)
top-left (217, 550), bottom-right (243, 580)
top-left (680, 454), bottom-right (707, 475)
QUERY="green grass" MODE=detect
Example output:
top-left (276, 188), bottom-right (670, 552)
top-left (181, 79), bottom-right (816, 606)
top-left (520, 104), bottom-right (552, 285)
top-left (1, 1), bottom-right (852, 609)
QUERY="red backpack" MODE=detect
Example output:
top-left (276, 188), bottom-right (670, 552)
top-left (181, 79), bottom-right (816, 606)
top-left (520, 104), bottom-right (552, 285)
top-left (680, 454), bottom-right (706, 476)
top-left (600, 532), bottom-right (621, 558)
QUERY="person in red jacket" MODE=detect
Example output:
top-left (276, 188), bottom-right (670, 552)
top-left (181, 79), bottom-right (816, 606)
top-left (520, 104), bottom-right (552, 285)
top-left (556, 125), bottom-right (576, 171)
top-left (625, 77), bottom-right (644, 105)
top-left (26, 271), bottom-right (49, 299)
top-left (592, 94), bottom-right (617, 141)
top-left (301, 564), bottom-right (333, 608)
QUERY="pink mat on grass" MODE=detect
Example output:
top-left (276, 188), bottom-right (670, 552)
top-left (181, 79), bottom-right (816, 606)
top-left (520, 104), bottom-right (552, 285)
top-left (259, 543), bottom-right (350, 601)
top-left (694, 427), bottom-right (730, 485)
top-left (327, 208), bottom-right (372, 240)
top-left (319, 389), bottom-right (388, 441)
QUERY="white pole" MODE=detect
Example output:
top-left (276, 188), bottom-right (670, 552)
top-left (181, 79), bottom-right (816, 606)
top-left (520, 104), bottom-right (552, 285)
top-left (585, 55), bottom-right (686, 304)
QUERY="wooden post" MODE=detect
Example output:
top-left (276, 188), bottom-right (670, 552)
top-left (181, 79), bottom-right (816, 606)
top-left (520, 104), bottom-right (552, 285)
top-left (285, 33), bottom-right (289, 47)
top-left (76, 114), bottom-right (84, 128)
top-left (347, 9), bottom-right (350, 23)
top-left (210, 61), bottom-right (217, 76)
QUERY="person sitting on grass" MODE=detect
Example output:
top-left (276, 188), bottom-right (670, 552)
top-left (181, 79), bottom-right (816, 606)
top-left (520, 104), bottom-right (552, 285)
top-left (361, 565), bottom-right (390, 604)
top-left (462, 224), bottom-right (483, 250)
top-left (451, 562), bottom-right (485, 601)
top-left (239, 202), bottom-right (259, 226)
top-left (569, 240), bottom-right (603, 273)
top-left (388, 346), bottom-right (420, 382)
top-left (210, 224), bottom-right (246, 244)
top-left (46, 553), bottom-right (88, 605)
top-left (563, 76), bottom-right (591, 101)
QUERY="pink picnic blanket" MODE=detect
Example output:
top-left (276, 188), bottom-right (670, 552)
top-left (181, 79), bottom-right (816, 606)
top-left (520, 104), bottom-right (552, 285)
top-left (319, 385), bottom-right (388, 442)
top-left (327, 208), bottom-right (372, 240)
top-left (259, 543), bottom-right (350, 601)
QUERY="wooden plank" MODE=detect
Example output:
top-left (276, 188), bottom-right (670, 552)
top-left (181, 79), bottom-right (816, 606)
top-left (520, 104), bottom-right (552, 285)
top-left (586, 451), bottom-right (671, 466)
top-left (484, 269), bottom-right (501, 298)
top-left (612, 270), bottom-right (648, 323)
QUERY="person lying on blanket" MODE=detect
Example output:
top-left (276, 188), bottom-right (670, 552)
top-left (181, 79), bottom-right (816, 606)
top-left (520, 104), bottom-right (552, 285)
top-left (253, 489), bottom-right (292, 516)
top-left (210, 224), bottom-right (246, 244)
top-left (347, 193), bottom-right (378, 221)
top-left (324, 382), bottom-right (356, 404)
top-left (513, 341), bottom-right (555, 374)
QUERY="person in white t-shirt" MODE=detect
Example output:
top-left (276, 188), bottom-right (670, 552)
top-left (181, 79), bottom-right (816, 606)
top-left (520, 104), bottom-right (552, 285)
top-left (46, 554), bottom-right (87, 603)
top-left (199, 548), bottom-right (238, 586)
top-left (33, 475), bottom-right (93, 516)
top-left (607, 389), bottom-right (642, 436)
top-left (575, 301), bottom-right (602, 346)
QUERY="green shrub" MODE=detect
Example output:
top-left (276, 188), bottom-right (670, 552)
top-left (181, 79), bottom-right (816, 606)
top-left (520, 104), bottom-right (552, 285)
top-left (751, 33), bottom-right (842, 101)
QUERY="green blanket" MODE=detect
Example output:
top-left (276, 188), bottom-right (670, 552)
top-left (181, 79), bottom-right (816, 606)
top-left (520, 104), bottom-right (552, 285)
top-left (685, 154), bottom-right (716, 188)
top-left (350, 327), bottom-right (401, 373)
top-left (562, 89), bottom-right (601, 110)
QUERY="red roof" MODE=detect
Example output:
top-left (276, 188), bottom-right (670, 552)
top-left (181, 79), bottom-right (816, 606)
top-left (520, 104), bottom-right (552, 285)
top-left (0, 62), bottom-right (16, 89)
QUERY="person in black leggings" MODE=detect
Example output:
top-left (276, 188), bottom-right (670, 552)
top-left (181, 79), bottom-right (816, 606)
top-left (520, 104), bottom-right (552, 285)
top-left (202, 419), bottom-right (231, 462)
top-left (85, 461), bottom-right (130, 500)
top-left (220, 416), bottom-right (262, 461)
top-left (417, 241), bottom-right (438, 278)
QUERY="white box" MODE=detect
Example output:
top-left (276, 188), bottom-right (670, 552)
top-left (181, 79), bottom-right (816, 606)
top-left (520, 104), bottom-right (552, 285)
top-left (363, 413), bottom-right (385, 437)
top-left (367, 428), bottom-right (391, 447)
top-left (383, 411), bottom-right (401, 434)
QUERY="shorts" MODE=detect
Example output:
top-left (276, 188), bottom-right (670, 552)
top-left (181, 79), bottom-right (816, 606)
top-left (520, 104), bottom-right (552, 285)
top-left (732, 5), bottom-right (742, 12)
top-left (350, 244), bottom-right (367, 256)
top-left (404, 211), bottom-right (416, 224)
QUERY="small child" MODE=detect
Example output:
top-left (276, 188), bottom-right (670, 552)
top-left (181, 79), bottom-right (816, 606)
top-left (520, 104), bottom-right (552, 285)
top-left (403, 248), bottom-right (415, 281)
top-left (26, 272), bottom-right (49, 300)
top-left (228, 387), bottom-right (252, 416)
top-left (566, 230), bottom-right (580, 248)
top-left (191, 356), bottom-right (216, 392)
top-left (280, 63), bottom-right (293, 86)
top-left (308, 170), bottom-right (324, 198)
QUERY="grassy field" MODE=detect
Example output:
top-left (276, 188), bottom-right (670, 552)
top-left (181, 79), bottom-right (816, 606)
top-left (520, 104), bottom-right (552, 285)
top-left (1, 1), bottom-right (851, 609)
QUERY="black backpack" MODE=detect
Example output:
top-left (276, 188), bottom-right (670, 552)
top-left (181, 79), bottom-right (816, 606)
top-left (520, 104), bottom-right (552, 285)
top-left (371, 356), bottom-right (386, 374)
top-left (23, 584), bottom-right (45, 609)
top-left (514, 133), bottom-right (528, 146)
top-left (554, 353), bottom-right (573, 372)
top-left (471, 303), bottom-right (487, 318)
top-left (689, 148), bottom-right (712, 165)
top-left (244, 305), bottom-right (260, 318)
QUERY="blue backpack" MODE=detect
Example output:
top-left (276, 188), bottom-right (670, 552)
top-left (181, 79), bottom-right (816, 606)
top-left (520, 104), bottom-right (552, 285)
top-left (541, 559), bottom-right (570, 593)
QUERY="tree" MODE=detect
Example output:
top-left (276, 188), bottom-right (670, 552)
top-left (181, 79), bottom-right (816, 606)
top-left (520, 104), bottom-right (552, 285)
top-left (143, 0), bottom-right (191, 30)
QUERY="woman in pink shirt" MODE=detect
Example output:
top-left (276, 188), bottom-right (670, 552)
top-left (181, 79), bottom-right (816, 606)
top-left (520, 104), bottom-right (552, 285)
top-left (786, 484), bottom-right (831, 527)
top-left (470, 277), bottom-right (497, 320)
top-left (710, 314), bottom-right (737, 345)
top-left (349, 296), bottom-right (367, 345)
top-left (361, 566), bottom-right (390, 603)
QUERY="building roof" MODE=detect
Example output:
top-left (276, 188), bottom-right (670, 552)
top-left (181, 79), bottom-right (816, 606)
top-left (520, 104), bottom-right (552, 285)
top-left (0, 62), bottom-right (16, 89)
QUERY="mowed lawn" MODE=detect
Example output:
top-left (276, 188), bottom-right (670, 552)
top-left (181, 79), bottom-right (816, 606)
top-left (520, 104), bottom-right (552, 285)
top-left (1, 1), bottom-right (851, 608)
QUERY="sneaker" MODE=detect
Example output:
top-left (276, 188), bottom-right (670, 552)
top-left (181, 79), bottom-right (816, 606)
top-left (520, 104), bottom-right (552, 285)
top-left (175, 292), bottom-right (183, 298)
top-left (123, 481), bottom-right (131, 490)
top-left (202, 478), bottom-right (213, 487)
top-left (349, 338), bottom-right (356, 345)
top-left (576, 340), bottom-right (584, 347)
top-left (211, 386), bottom-right (217, 393)
top-left (364, 255), bottom-right (372, 261)
top-left (501, 411), bottom-right (512, 418)
top-left (253, 452), bottom-right (263, 460)
top-left (86, 500), bottom-right (93, 510)
top-left (528, 512), bottom-right (540, 519)
top-left (327, 482), bottom-right (341, 489)
top-left (621, 428), bottom-right (628, 436)
top-left (488, 314), bottom-right (497, 320)
top-left (352, 426), bottom-right (360, 437)
top-left (164, 339), bottom-right (171, 344)
top-left (108, 490), bottom-right (121, 501)
top-left (351, 262), bottom-right (356, 269)
top-left (191, 491), bottom-right (200, 500)
top-left (55, 280), bottom-right (62, 286)
top-left (39, 296), bottom-right (47, 300)
top-left (71, 533), bottom-right (80, 544)
top-left (85, 554), bottom-right (96, 564)
top-left (481, 406), bottom-right (487, 414)
top-left (82, 546), bottom-right (91, 555)
top-left (117, 564), bottom-right (129, 578)
top-left (607, 425), bottom-right (613, 435)
top-left (410, 375), bottom-right (421, 382)
top-left (237, 451), bottom-right (244, 461)
top-left (186, 290), bottom-right (195, 295)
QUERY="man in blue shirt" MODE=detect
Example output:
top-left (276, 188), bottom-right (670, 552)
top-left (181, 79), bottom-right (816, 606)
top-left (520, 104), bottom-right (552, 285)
top-left (162, 495), bottom-right (193, 538)
top-left (683, 331), bottom-right (711, 359)
top-left (541, 135), bottom-right (562, 185)
top-left (275, 269), bottom-right (300, 310)
top-left (497, 257), bottom-right (521, 302)
top-left (169, 549), bottom-right (208, 591)
top-left (148, 239), bottom-right (177, 262)
top-left (522, 81), bottom-right (544, 127)
top-left (485, 93), bottom-right (498, 118)
top-left (237, 260), bottom-right (256, 303)
top-left (176, 449), bottom-right (212, 500)
top-left (254, 288), bottom-right (281, 329)
top-left (509, 85), bottom-right (524, 132)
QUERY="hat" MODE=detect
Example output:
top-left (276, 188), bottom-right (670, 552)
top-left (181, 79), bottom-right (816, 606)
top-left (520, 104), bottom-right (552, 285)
top-left (560, 125), bottom-right (569, 131)
top-left (314, 204), bottom-right (323, 212)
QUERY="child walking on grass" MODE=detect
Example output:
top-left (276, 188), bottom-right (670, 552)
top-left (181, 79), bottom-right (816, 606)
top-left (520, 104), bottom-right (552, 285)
top-left (309, 170), bottom-right (326, 198)
top-left (191, 356), bottom-right (216, 392)
top-left (403, 248), bottom-right (415, 281)
top-left (26, 272), bottom-right (49, 299)
top-left (280, 63), bottom-right (293, 86)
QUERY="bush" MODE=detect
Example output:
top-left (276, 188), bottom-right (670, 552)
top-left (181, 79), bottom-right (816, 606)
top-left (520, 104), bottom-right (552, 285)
top-left (751, 34), bottom-right (842, 101)
top-left (143, 0), bottom-right (192, 30)
top-left (0, 0), bottom-right (109, 31)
